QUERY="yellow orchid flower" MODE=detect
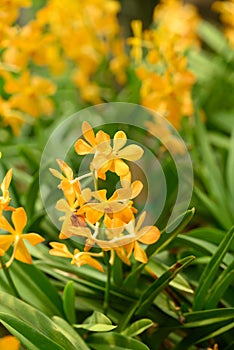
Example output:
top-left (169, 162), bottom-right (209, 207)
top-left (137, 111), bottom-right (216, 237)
top-left (124, 212), bottom-right (161, 264)
top-left (75, 121), bottom-right (110, 156)
top-left (77, 180), bottom-right (142, 225)
top-left (75, 122), bottom-right (144, 180)
top-left (0, 207), bottom-right (44, 266)
top-left (0, 335), bottom-right (20, 350)
top-left (127, 20), bottom-right (143, 64)
top-left (50, 159), bottom-right (81, 206)
top-left (0, 169), bottom-right (14, 216)
top-left (56, 198), bottom-right (90, 240)
top-left (92, 129), bottom-right (144, 180)
top-left (49, 242), bottom-right (104, 272)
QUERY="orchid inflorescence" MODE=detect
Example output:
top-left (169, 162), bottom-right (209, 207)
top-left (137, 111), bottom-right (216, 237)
top-left (49, 122), bottom-right (161, 271)
top-left (0, 152), bottom-right (44, 268)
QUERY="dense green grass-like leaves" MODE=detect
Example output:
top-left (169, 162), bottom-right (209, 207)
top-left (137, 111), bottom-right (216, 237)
top-left (193, 226), bottom-right (234, 310)
top-left (0, 291), bottom-right (80, 350)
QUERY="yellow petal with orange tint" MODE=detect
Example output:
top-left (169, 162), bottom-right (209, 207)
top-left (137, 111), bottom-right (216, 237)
top-left (118, 145), bottom-right (144, 161)
top-left (0, 235), bottom-right (14, 254)
top-left (83, 206), bottom-right (104, 224)
top-left (114, 246), bottom-right (131, 265)
top-left (77, 255), bottom-right (104, 272)
top-left (134, 241), bottom-right (148, 264)
top-left (1, 169), bottom-right (12, 193)
top-left (113, 131), bottom-right (127, 151)
top-left (49, 242), bottom-right (73, 258)
top-left (82, 121), bottom-right (96, 146)
top-left (14, 240), bottom-right (32, 264)
top-left (0, 335), bottom-right (20, 350)
top-left (12, 207), bottom-right (27, 234)
top-left (75, 139), bottom-right (93, 155)
top-left (113, 159), bottom-right (129, 176)
top-left (23, 233), bottom-right (45, 245)
top-left (49, 168), bottom-right (63, 179)
top-left (131, 180), bottom-right (143, 198)
top-left (57, 159), bottom-right (73, 179)
top-left (0, 215), bottom-right (15, 234)
top-left (138, 226), bottom-right (160, 244)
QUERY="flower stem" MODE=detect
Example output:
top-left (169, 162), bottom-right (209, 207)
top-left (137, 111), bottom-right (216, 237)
top-left (77, 172), bottom-right (92, 181)
top-left (103, 251), bottom-right (111, 315)
top-left (0, 257), bottom-right (21, 298)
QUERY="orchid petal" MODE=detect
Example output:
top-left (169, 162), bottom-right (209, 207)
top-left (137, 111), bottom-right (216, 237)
top-left (118, 145), bottom-right (144, 161)
top-left (75, 139), bottom-right (93, 155)
top-left (0, 235), bottom-right (14, 254)
top-left (56, 159), bottom-right (73, 179)
top-left (114, 159), bottom-right (129, 176)
top-left (12, 207), bottom-right (27, 233)
top-left (113, 131), bottom-right (127, 151)
top-left (138, 226), bottom-right (160, 244)
top-left (131, 180), bottom-right (143, 198)
top-left (49, 242), bottom-right (73, 258)
top-left (23, 233), bottom-right (45, 246)
top-left (134, 241), bottom-right (148, 264)
top-left (135, 211), bottom-right (147, 232)
top-left (14, 240), bottom-right (32, 264)
top-left (82, 121), bottom-right (96, 146)
top-left (1, 169), bottom-right (12, 193)
top-left (49, 168), bottom-right (63, 180)
top-left (0, 216), bottom-right (15, 234)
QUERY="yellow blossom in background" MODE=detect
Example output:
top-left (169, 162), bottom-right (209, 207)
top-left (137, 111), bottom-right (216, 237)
top-left (127, 20), bottom-right (144, 64)
top-left (213, 0), bottom-right (234, 47)
top-left (0, 335), bottom-right (20, 350)
top-left (0, 0), bottom-right (128, 134)
top-left (128, 0), bottom-right (200, 129)
top-left (0, 207), bottom-right (44, 266)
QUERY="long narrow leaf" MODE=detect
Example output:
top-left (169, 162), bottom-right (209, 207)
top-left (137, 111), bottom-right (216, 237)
top-left (193, 226), bottom-right (234, 310)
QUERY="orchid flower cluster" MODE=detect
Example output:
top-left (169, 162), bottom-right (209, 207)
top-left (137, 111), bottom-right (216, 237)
top-left (49, 122), bottom-right (161, 272)
top-left (0, 0), bottom-right (127, 135)
top-left (128, 0), bottom-right (201, 129)
top-left (0, 153), bottom-right (44, 268)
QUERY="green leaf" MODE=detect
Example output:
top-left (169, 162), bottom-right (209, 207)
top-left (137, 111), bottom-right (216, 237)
top-left (74, 311), bottom-right (117, 332)
top-left (193, 226), bottom-right (234, 310)
top-left (0, 291), bottom-right (77, 350)
top-left (198, 21), bottom-right (234, 61)
top-left (119, 256), bottom-right (195, 331)
top-left (63, 281), bottom-right (76, 325)
top-left (183, 308), bottom-right (234, 327)
top-left (0, 313), bottom-right (65, 350)
top-left (227, 126), bottom-right (234, 206)
top-left (146, 260), bottom-right (194, 294)
top-left (0, 260), bottom-right (64, 317)
top-left (52, 316), bottom-right (91, 350)
top-left (87, 332), bottom-right (150, 350)
top-left (146, 208), bottom-right (195, 257)
top-left (175, 320), bottom-right (234, 350)
top-left (194, 107), bottom-right (233, 227)
top-left (136, 256), bottom-right (195, 316)
top-left (205, 260), bottom-right (234, 308)
top-left (121, 319), bottom-right (153, 337)
top-left (25, 171), bottom-right (39, 221)
top-left (123, 209), bottom-right (195, 291)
